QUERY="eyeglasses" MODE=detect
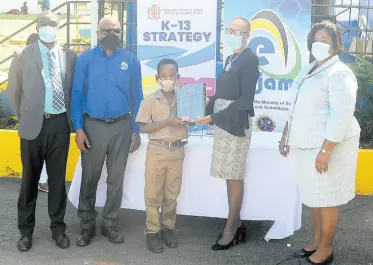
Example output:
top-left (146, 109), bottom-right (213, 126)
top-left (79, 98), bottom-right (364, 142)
top-left (100, 28), bottom-right (122, 35)
top-left (226, 28), bottom-right (249, 36)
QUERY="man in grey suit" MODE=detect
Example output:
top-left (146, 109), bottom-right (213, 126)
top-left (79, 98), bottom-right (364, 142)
top-left (7, 12), bottom-right (77, 252)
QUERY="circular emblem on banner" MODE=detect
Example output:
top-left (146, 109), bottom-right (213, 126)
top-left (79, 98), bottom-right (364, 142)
top-left (255, 115), bottom-right (276, 132)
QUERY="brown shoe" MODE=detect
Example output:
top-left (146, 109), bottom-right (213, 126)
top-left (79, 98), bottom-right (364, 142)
top-left (38, 183), bottom-right (49, 193)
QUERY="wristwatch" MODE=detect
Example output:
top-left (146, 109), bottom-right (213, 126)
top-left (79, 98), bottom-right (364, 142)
top-left (321, 148), bottom-right (330, 155)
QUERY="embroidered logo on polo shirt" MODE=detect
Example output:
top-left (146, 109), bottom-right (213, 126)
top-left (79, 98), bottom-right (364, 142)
top-left (120, 61), bottom-right (128, 71)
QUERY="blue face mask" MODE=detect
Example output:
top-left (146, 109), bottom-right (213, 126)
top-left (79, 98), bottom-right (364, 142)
top-left (225, 35), bottom-right (243, 51)
top-left (39, 26), bottom-right (58, 43)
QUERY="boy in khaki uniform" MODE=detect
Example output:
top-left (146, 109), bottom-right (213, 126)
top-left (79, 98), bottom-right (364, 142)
top-left (136, 59), bottom-right (189, 253)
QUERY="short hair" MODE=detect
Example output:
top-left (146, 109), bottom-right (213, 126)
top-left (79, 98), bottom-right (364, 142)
top-left (26, 33), bottom-right (39, 45)
top-left (37, 11), bottom-right (59, 25)
top-left (307, 20), bottom-right (344, 55)
top-left (233, 17), bottom-right (251, 32)
top-left (157, 59), bottom-right (179, 74)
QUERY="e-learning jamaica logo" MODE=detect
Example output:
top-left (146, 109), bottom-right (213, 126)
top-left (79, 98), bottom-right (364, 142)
top-left (249, 10), bottom-right (302, 90)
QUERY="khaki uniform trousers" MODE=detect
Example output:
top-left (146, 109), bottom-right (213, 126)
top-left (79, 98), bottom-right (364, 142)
top-left (145, 142), bottom-right (185, 234)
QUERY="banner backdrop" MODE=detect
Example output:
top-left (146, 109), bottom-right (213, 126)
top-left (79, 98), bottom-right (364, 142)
top-left (224, 0), bottom-right (311, 132)
top-left (137, 0), bottom-right (217, 98)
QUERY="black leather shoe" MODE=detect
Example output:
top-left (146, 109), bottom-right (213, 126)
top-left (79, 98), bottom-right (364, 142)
top-left (52, 233), bottom-right (70, 249)
top-left (77, 228), bottom-right (96, 247)
top-left (300, 253), bottom-right (334, 265)
top-left (161, 229), bottom-right (179, 248)
top-left (212, 230), bottom-right (239, 251)
top-left (101, 226), bottom-right (124, 244)
top-left (17, 235), bottom-right (32, 252)
top-left (216, 224), bottom-right (247, 243)
top-left (295, 248), bottom-right (317, 258)
top-left (147, 233), bottom-right (163, 253)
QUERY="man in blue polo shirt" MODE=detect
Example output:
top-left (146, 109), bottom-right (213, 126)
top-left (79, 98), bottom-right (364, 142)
top-left (71, 16), bottom-right (143, 247)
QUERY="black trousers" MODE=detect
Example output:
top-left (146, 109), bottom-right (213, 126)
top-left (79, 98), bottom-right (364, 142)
top-left (18, 114), bottom-right (70, 237)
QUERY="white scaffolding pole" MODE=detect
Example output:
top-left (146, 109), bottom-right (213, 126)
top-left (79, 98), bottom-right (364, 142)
top-left (90, 0), bottom-right (98, 47)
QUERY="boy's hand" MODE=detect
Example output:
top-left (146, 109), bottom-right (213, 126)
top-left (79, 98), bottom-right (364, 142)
top-left (167, 117), bottom-right (186, 126)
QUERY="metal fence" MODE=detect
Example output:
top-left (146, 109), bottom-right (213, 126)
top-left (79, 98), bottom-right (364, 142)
top-left (312, 0), bottom-right (373, 57)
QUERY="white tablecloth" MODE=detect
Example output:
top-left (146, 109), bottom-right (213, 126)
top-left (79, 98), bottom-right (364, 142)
top-left (68, 132), bottom-right (302, 241)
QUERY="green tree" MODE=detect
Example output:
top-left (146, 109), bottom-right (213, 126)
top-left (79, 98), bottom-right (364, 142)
top-left (349, 58), bottom-right (373, 149)
top-left (0, 95), bottom-right (9, 129)
top-left (0, 93), bottom-right (18, 130)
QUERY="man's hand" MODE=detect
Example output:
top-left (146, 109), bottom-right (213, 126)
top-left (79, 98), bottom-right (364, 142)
top-left (130, 133), bottom-right (141, 153)
top-left (167, 117), bottom-right (186, 127)
top-left (76, 129), bottom-right (90, 153)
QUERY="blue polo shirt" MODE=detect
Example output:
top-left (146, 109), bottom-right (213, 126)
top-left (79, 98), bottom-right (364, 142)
top-left (71, 46), bottom-right (143, 132)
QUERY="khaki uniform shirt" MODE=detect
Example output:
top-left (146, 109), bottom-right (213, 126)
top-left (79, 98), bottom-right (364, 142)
top-left (136, 89), bottom-right (188, 141)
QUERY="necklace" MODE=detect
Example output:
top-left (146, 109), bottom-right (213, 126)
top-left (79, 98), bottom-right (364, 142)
top-left (225, 50), bottom-right (244, 72)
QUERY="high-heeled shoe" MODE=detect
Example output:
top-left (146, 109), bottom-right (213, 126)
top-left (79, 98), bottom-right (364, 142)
top-left (300, 253), bottom-right (334, 265)
top-left (216, 224), bottom-right (247, 243)
top-left (211, 230), bottom-right (239, 251)
top-left (294, 248), bottom-right (317, 258)
top-left (237, 224), bottom-right (246, 243)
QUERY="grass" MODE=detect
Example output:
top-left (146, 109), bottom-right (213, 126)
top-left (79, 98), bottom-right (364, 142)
top-left (0, 14), bottom-right (39, 20)
top-left (0, 14), bottom-right (67, 21)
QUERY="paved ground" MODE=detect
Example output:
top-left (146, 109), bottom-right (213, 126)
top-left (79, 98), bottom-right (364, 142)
top-left (0, 177), bottom-right (372, 265)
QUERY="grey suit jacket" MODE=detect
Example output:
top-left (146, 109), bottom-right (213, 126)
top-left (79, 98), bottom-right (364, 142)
top-left (7, 43), bottom-right (77, 140)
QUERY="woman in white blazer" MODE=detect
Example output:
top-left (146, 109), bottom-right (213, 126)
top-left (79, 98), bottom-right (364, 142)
top-left (279, 21), bottom-right (360, 265)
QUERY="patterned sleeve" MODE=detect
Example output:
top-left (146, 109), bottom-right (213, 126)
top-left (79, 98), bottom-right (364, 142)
top-left (324, 67), bottom-right (358, 142)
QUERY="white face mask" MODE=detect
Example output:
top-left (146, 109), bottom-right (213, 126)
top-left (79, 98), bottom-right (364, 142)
top-left (311, 42), bottom-right (331, 62)
top-left (225, 35), bottom-right (243, 51)
top-left (159, 79), bottom-right (176, 92)
top-left (39, 26), bottom-right (58, 43)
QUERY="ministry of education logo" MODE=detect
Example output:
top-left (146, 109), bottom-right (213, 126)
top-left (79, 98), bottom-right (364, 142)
top-left (255, 115), bottom-right (276, 132)
top-left (120, 61), bottom-right (128, 71)
top-left (148, 5), bottom-right (161, 20)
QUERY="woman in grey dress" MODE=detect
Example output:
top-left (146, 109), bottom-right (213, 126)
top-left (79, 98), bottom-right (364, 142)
top-left (279, 21), bottom-right (361, 265)
top-left (195, 17), bottom-right (259, 251)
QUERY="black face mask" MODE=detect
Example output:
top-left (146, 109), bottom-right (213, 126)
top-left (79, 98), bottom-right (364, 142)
top-left (101, 34), bottom-right (120, 51)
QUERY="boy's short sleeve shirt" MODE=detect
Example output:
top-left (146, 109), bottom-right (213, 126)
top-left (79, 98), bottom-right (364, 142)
top-left (136, 89), bottom-right (188, 141)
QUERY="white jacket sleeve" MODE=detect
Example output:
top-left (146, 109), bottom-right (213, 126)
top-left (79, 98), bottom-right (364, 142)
top-left (324, 68), bottom-right (358, 142)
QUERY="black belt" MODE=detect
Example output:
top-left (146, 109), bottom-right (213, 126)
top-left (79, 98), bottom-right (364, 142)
top-left (44, 112), bottom-right (66, 119)
top-left (150, 139), bottom-right (188, 148)
top-left (86, 113), bottom-right (131, 124)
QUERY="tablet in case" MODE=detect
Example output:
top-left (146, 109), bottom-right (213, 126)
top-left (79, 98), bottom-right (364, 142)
top-left (177, 83), bottom-right (206, 122)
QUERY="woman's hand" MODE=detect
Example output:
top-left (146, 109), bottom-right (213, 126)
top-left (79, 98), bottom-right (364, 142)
top-left (315, 152), bottom-right (330, 174)
top-left (279, 138), bottom-right (290, 157)
top-left (279, 122), bottom-right (289, 157)
top-left (193, 115), bottom-right (212, 125)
